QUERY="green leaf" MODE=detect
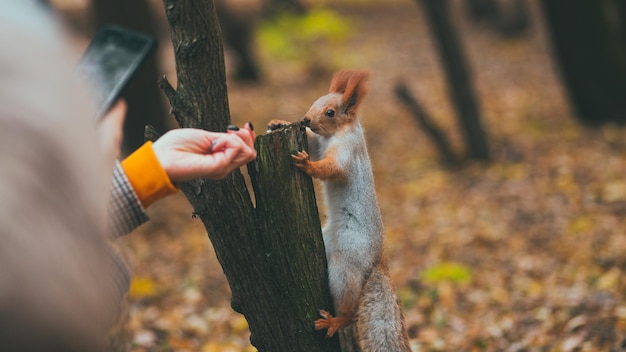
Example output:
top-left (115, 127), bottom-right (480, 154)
top-left (421, 261), bottom-right (473, 285)
top-left (256, 8), bottom-right (353, 61)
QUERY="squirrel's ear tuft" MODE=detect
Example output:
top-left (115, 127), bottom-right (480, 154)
top-left (329, 70), bottom-right (370, 114)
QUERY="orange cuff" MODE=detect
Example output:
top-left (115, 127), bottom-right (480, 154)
top-left (121, 141), bottom-right (178, 208)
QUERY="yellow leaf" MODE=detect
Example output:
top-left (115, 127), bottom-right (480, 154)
top-left (201, 343), bottom-right (241, 352)
top-left (526, 280), bottom-right (543, 299)
top-left (231, 315), bottom-right (250, 333)
top-left (202, 343), bottom-right (222, 352)
top-left (128, 276), bottom-right (158, 299)
top-left (602, 181), bottom-right (626, 202)
top-left (596, 268), bottom-right (621, 291)
top-left (421, 261), bottom-right (472, 285)
top-left (569, 215), bottom-right (594, 234)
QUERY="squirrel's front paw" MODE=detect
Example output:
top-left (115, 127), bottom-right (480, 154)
top-left (267, 119), bottom-right (291, 132)
top-left (291, 151), bottom-right (311, 171)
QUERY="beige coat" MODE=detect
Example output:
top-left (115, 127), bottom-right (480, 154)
top-left (0, 2), bottom-right (126, 350)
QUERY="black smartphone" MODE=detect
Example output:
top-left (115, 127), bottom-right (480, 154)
top-left (78, 26), bottom-right (157, 120)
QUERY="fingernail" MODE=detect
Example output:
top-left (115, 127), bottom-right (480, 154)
top-left (227, 125), bottom-right (240, 131)
top-left (247, 121), bottom-right (254, 131)
top-left (209, 140), bottom-right (217, 152)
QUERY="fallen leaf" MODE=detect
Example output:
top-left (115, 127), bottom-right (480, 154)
top-left (128, 276), bottom-right (158, 300)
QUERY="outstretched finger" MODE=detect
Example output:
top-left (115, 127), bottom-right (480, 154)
top-left (243, 122), bottom-right (256, 145)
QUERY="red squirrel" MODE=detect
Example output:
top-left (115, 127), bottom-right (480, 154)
top-left (268, 70), bottom-right (411, 351)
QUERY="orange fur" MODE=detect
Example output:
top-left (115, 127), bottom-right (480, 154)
top-left (291, 147), bottom-right (347, 181)
top-left (329, 70), bottom-right (370, 114)
top-left (314, 310), bottom-right (356, 337)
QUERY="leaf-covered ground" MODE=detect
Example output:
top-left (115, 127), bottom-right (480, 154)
top-left (111, 1), bottom-right (626, 351)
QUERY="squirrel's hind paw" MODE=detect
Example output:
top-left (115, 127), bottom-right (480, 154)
top-left (314, 310), bottom-right (336, 337)
top-left (314, 309), bottom-right (350, 338)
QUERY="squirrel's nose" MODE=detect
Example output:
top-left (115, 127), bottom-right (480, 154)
top-left (303, 117), bottom-right (311, 126)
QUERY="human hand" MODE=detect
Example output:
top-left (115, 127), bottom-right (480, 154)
top-left (152, 123), bottom-right (256, 182)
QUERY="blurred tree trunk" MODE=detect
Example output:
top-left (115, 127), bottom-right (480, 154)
top-left (419, 0), bottom-right (490, 160)
top-left (616, 0), bottom-right (626, 46)
top-left (498, 0), bottom-right (531, 37)
top-left (158, 0), bottom-right (340, 350)
top-left (465, 0), bottom-right (499, 24)
top-left (216, 1), bottom-right (260, 82)
top-left (465, 0), bottom-right (531, 37)
top-left (264, 0), bottom-right (307, 16)
top-left (395, 82), bottom-right (457, 166)
top-left (541, 0), bottom-right (626, 124)
top-left (612, 0), bottom-right (626, 46)
top-left (92, 0), bottom-right (170, 154)
top-left (215, 0), bottom-right (307, 84)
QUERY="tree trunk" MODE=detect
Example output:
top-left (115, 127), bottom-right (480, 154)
top-left (419, 0), bottom-right (490, 160)
top-left (395, 82), bottom-right (457, 166)
top-left (541, 0), bottom-right (626, 125)
top-left (264, 0), bottom-right (307, 17)
top-left (497, 0), bottom-right (531, 38)
top-left (92, 0), bottom-right (170, 154)
top-left (616, 0), bottom-right (626, 46)
top-left (158, 0), bottom-right (340, 350)
top-left (464, 0), bottom-right (499, 24)
top-left (215, 1), bottom-right (261, 82)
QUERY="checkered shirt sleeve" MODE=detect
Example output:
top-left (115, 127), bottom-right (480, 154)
top-left (108, 161), bottom-right (149, 238)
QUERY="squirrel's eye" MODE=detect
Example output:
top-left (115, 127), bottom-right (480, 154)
top-left (325, 109), bottom-right (335, 118)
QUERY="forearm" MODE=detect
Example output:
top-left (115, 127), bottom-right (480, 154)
top-left (107, 141), bottom-right (181, 237)
top-left (107, 161), bottom-right (150, 238)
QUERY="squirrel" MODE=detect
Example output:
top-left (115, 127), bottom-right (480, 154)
top-left (267, 70), bottom-right (411, 352)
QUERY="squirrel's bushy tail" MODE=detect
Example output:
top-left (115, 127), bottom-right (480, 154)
top-left (338, 324), bottom-right (361, 352)
top-left (356, 266), bottom-right (412, 352)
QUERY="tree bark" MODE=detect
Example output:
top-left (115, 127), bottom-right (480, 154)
top-left (246, 123), bottom-right (340, 350)
top-left (159, 0), bottom-right (339, 350)
top-left (419, 0), bottom-right (490, 160)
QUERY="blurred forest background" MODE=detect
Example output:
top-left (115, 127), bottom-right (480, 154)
top-left (50, 0), bottom-right (626, 350)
